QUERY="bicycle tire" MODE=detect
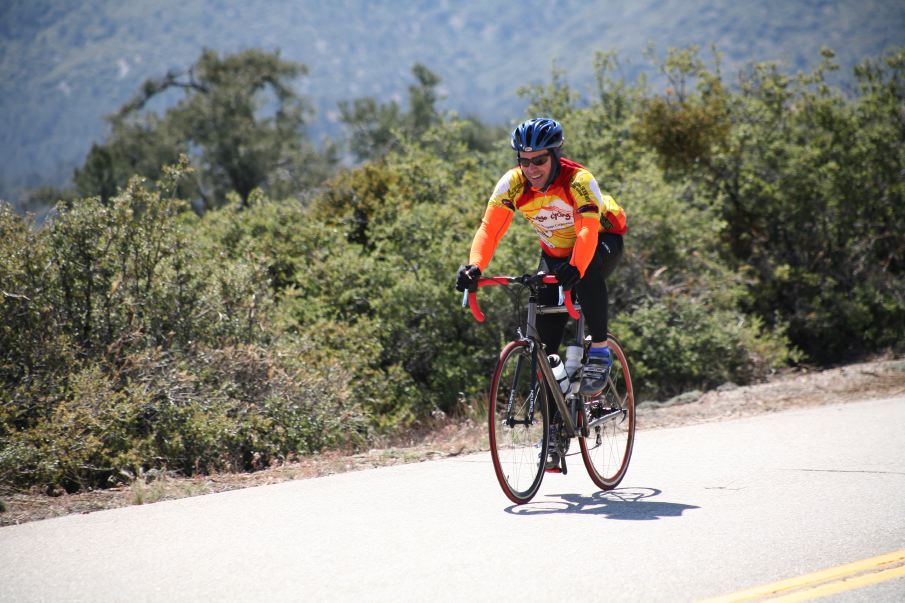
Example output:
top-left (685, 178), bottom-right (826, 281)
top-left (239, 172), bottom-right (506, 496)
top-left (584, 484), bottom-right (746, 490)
top-left (578, 334), bottom-right (635, 490)
top-left (488, 340), bottom-right (549, 504)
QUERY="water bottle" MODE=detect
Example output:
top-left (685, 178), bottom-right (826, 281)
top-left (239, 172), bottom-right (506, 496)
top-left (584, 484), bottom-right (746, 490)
top-left (548, 354), bottom-right (570, 394)
top-left (564, 345), bottom-right (583, 381)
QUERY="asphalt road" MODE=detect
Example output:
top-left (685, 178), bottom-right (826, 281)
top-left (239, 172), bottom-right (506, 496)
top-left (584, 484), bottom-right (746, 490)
top-left (2, 396), bottom-right (904, 602)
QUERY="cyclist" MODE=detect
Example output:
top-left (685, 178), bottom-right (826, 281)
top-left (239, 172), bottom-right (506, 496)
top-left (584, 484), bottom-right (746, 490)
top-left (456, 117), bottom-right (626, 397)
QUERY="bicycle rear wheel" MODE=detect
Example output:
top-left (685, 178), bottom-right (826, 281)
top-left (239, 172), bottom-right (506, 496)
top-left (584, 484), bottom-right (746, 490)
top-left (488, 340), bottom-right (549, 504)
top-left (578, 335), bottom-right (635, 490)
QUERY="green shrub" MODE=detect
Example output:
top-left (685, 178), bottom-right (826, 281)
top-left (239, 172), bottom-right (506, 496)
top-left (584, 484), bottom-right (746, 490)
top-left (0, 366), bottom-right (152, 491)
top-left (614, 298), bottom-right (792, 400)
top-left (3, 48), bottom-right (903, 494)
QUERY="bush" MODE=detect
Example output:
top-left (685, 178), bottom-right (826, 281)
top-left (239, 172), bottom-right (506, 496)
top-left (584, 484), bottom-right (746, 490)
top-left (0, 165), bottom-right (374, 491)
top-left (614, 298), bottom-right (792, 400)
top-left (0, 366), bottom-right (152, 491)
top-left (4, 48), bottom-right (902, 493)
top-left (0, 341), bottom-right (375, 490)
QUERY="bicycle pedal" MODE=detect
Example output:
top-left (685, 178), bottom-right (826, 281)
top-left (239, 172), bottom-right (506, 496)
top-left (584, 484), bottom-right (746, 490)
top-left (544, 467), bottom-right (562, 474)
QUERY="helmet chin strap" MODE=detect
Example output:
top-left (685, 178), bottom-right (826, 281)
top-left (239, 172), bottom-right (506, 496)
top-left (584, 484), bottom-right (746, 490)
top-left (540, 148), bottom-right (563, 191)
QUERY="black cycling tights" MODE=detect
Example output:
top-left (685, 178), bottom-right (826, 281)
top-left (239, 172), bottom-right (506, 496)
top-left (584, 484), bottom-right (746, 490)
top-left (536, 233), bottom-right (623, 355)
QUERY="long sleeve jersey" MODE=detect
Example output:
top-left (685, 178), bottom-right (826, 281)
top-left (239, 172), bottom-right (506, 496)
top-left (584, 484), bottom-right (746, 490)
top-left (468, 157), bottom-right (626, 276)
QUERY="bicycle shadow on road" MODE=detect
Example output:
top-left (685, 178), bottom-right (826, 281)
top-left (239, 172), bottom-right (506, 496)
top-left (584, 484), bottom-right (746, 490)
top-left (506, 487), bottom-right (699, 520)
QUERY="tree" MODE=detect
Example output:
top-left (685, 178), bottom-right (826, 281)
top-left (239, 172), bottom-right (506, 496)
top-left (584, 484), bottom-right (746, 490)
top-left (75, 48), bottom-right (332, 210)
top-left (638, 47), bottom-right (905, 362)
top-left (633, 46), bottom-right (731, 174)
top-left (339, 63), bottom-right (445, 162)
top-left (74, 114), bottom-right (183, 204)
top-left (406, 64), bottom-right (442, 137)
top-left (338, 96), bottom-right (403, 162)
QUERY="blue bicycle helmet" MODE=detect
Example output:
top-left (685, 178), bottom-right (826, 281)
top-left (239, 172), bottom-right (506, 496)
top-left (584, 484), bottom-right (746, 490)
top-left (510, 117), bottom-right (564, 152)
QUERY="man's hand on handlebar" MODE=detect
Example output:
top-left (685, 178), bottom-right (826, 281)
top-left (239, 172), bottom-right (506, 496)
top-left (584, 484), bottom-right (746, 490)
top-left (554, 263), bottom-right (581, 290)
top-left (455, 264), bottom-right (482, 292)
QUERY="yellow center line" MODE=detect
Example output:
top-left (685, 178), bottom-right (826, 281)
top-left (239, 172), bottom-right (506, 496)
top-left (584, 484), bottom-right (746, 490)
top-left (696, 548), bottom-right (905, 602)
top-left (770, 564), bottom-right (905, 602)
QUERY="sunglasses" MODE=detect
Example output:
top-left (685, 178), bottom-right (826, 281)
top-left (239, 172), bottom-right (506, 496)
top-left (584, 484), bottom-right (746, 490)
top-left (518, 154), bottom-right (550, 168)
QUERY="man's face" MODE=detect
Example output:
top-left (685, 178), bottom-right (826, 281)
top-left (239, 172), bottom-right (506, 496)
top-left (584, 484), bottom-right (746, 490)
top-left (518, 150), bottom-right (553, 189)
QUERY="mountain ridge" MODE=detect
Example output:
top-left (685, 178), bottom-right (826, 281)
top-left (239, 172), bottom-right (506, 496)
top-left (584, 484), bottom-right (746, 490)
top-left (2, 0), bottom-right (904, 206)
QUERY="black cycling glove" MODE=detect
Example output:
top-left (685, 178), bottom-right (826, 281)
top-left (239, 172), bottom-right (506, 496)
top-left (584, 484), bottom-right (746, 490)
top-left (456, 264), bottom-right (482, 292)
top-left (554, 263), bottom-right (581, 290)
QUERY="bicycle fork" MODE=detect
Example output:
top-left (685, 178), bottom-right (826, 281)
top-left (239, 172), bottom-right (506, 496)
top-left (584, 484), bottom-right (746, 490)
top-left (503, 347), bottom-right (542, 429)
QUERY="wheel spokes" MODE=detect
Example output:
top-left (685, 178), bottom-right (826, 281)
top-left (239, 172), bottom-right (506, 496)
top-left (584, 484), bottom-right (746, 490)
top-left (489, 342), bottom-right (547, 503)
top-left (578, 338), bottom-right (635, 490)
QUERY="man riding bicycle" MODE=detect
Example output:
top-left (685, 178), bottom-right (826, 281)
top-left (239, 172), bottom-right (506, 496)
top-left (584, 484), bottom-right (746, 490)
top-left (456, 117), bottom-right (626, 397)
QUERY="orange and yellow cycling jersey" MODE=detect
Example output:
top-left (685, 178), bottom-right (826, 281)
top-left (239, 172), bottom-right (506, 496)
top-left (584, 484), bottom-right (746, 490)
top-left (469, 158), bottom-right (626, 276)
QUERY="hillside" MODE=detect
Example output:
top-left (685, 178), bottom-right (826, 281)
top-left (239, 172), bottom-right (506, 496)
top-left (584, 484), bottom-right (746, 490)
top-left (2, 0), bottom-right (904, 206)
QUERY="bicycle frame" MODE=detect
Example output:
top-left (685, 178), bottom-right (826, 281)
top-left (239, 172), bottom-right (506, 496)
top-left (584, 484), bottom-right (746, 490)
top-left (532, 301), bottom-right (584, 439)
top-left (463, 274), bottom-right (587, 438)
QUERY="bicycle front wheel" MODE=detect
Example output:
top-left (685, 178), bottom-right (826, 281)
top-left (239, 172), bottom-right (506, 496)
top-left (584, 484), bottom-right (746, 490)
top-left (488, 340), bottom-right (548, 505)
top-left (578, 335), bottom-right (635, 490)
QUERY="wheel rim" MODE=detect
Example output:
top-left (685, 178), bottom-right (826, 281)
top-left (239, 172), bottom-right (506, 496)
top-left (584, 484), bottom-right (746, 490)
top-left (488, 341), bottom-right (547, 504)
top-left (579, 337), bottom-right (635, 490)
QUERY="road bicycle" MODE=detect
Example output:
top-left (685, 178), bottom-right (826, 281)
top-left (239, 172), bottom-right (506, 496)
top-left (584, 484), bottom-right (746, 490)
top-left (464, 273), bottom-right (635, 504)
